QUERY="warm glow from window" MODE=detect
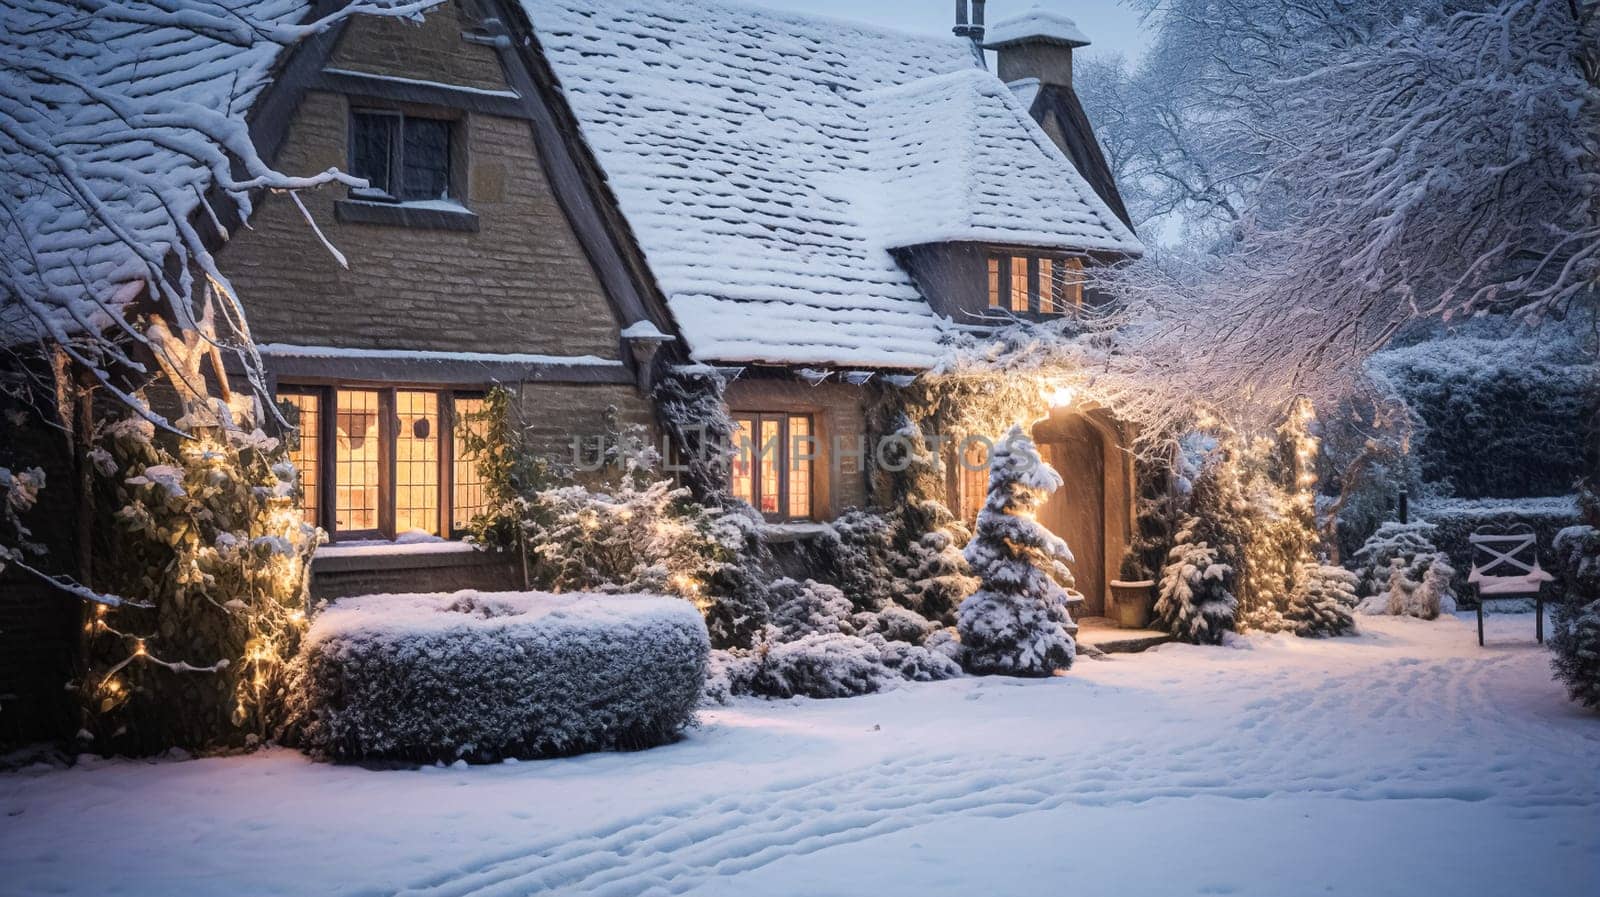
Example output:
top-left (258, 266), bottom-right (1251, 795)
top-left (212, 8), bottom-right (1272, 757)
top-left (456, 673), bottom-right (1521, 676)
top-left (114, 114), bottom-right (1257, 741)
top-left (279, 393), bottom-right (320, 526)
top-left (788, 415), bottom-right (813, 519)
top-left (1059, 256), bottom-right (1084, 310)
top-left (335, 390), bottom-right (380, 532)
top-left (1038, 258), bottom-right (1055, 313)
top-left (1010, 256), bottom-right (1029, 312)
top-left (730, 413), bottom-right (814, 520)
top-left (394, 391), bottom-right (439, 536)
top-left (730, 416), bottom-right (754, 505)
top-left (759, 417), bottom-right (781, 515)
top-left (452, 397), bottom-right (488, 532)
top-left (960, 438), bottom-right (990, 524)
top-left (987, 257), bottom-right (1001, 308)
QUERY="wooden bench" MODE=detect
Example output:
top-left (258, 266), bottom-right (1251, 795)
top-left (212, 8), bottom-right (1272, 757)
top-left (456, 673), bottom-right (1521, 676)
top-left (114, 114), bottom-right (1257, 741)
top-left (1468, 528), bottom-right (1554, 646)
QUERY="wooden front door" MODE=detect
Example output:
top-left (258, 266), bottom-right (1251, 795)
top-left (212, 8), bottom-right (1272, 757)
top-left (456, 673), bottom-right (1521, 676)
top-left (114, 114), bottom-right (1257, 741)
top-left (1035, 415), bottom-right (1106, 617)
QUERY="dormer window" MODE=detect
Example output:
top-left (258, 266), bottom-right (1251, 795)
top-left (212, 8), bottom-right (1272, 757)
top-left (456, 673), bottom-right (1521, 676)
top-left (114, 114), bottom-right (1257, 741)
top-left (986, 253), bottom-right (1084, 314)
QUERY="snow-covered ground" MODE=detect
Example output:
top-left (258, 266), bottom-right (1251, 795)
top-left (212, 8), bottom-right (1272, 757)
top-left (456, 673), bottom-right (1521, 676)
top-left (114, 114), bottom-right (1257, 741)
top-left (3, 613), bottom-right (1595, 897)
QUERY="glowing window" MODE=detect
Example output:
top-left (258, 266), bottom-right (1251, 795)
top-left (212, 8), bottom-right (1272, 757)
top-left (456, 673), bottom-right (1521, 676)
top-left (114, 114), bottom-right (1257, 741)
top-left (729, 413), bottom-right (814, 521)
top-left (987, 257), bottom-right (1001, 308)
top-left (730, 416), bottom-right (754, 505)
top-left (1010, 256), bottom-right (1029, 312)
top-left (394, 391), bottom-right (439, 536)
top-left (452, 397), bottom-right (488, 532)
top-left (959, 437), bottom-right (991, 524)
top-left (278, 392), bottom-right (320, 527)
top-left (788, 415), bottom-right (813, 519)
top-left (1039, 258), bottom-right (1055, 314)
top-left (335, 390), bottom-right (381, 532)
top-left (1058, 256), bottom-right (1084, 310)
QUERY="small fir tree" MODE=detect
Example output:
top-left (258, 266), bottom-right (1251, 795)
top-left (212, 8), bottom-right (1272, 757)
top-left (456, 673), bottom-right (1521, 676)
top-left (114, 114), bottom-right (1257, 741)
top-left (957, 426), bottom-right (1078, 676)
top-left (1156, 514), bottom-right (1239, 644)
top-left (1284, 562), bottom-right (1358, 637)
top-left (1352, 521), bottom-right (1456, 618)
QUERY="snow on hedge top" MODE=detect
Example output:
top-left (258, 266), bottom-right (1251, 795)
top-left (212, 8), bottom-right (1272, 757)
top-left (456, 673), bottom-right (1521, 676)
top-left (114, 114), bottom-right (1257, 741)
top-left (0, 0), bottom-right (307, 345)
top-left (522, 0), bottom-right (1140, 369)
top-left (306, 590), bottom-right (704, 646)
top-left (982, 5), bottom-right (1092, 48)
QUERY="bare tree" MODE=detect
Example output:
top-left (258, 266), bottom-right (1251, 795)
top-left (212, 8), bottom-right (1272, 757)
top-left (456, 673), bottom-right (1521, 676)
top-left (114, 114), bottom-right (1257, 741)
top-left (1097, 0), bottom-right (1599, 421)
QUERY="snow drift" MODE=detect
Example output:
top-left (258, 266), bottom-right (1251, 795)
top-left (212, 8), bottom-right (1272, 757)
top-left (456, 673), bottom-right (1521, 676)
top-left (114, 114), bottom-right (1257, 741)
top-left (293, 591), bottom-right (708, 763)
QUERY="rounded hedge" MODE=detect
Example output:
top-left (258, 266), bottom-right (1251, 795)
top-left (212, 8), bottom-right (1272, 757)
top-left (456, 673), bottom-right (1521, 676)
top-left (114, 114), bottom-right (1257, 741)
top-left (293, 591), bottom-right (708, 763)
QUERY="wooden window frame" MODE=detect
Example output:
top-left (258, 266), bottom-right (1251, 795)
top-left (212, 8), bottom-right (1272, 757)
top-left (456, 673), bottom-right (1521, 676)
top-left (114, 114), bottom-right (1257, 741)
top-left (347, 106), bottom-right (459, 204)
top-left (730, 412), bottom-right (816, 523)
top-left (985, 251), bottom-right (1087, 316)
top-left (279, 386), bottom-right (486, 543)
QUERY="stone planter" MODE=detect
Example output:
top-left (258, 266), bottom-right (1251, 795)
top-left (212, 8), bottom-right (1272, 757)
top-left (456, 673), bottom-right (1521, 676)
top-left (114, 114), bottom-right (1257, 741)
top-left (1109, 579), bottom-right (1157, 630)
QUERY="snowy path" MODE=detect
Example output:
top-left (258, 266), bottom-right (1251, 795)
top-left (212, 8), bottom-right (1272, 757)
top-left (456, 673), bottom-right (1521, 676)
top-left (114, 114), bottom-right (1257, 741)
top-left (2, 613), bottom-right (1596, 897)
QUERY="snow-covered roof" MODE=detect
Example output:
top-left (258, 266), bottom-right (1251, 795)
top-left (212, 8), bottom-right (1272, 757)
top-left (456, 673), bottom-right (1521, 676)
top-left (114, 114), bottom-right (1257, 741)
top-left (865, 68), bottom-right (1139, 253)
top-left (0, 0), bottom-right (308, 346)
top-left (982, 5), bottom-right (1092, 48)
top-left (522, 0), bottom-right (1140, 369)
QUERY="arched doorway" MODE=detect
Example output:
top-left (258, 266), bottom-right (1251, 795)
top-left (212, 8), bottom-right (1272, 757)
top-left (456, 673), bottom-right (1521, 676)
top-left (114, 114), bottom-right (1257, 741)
top-left (1031, 409), bottom-right (1129, 619)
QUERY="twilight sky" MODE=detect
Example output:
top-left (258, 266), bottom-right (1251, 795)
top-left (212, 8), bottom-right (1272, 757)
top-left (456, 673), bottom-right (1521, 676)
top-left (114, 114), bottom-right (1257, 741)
top-left (736, 0), bottom-right (1151, 64)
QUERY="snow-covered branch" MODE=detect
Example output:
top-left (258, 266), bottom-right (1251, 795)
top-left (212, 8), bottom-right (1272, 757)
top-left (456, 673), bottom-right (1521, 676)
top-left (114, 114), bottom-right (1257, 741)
top-left (0, 0), bottom-right (439, 431)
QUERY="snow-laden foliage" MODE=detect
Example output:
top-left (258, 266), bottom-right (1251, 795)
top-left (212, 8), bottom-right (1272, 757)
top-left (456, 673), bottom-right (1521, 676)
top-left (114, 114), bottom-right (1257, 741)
top-left (710, 583), bottom-right (961, 700)
top-left (1090, 0), bottom-right (1599, 421)
top-left (1369, 335), bottom-right (1598, 498)
top-left (818, 509), bottom-right (902, 612)
top-left (1, 0), bottom-right (439, 426)
top-left (1156, 516), bottom-right (1238, 646)
top-left (1352, 522), bottom-right (1457, 619)
top-left (0, 464), bottom-right (53, 586)
top-left (875, 414), bottom-right (978, 623)
top-left (720, 633), bottom-right (896, 700)
top-left (84, 402), bottom-right (319, 753)
top-left (957, 427), bottom-right (1077, 676)
top-left (1550, 524), bottom-right (1600, 708)
top-left (767, 578), bottom-right (854, 641)
top-left (1284, 563), bottom-right (1359, 638)
top-left (651, 365), bottom-right (735, 505)
top-left (292, 592), bottom-right (707, 762)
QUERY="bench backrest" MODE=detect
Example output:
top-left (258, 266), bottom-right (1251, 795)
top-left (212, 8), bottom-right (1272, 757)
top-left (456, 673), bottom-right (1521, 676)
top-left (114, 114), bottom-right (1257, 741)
top-left (1468, 530), bottom-right (1543, 579)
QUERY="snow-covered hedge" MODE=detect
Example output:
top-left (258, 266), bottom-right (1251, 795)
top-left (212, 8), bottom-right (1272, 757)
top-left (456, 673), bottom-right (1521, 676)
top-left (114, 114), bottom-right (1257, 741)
top-left (293, 591), bottom-right (708, 763)
top-left (1414, 496), bottom-right (1581, 600)
top-left (1550, 525), bottom-right (1600, 709)
top-left (1369, 337), bottom-right (1596, 499)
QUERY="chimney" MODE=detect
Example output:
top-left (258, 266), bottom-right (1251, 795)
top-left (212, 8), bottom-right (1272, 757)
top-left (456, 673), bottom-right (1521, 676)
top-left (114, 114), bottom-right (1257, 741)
top-left (952, 1), bottom-right (986, 46)
top-left (982, 4), bottom-right (1090, 88)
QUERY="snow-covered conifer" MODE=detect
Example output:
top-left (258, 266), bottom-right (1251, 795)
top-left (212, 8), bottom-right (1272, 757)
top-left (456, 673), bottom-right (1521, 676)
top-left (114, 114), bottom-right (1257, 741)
top-left (1156, 515), bottom-right (1238, 645)
top-left (957, 426), bottom-right (1078, 676)
top-left (1284, 563), bottom-right (1358, 638)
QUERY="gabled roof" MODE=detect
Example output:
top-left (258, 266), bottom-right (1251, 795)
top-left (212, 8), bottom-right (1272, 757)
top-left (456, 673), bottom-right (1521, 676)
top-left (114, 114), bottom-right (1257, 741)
top-left (0, 0), bottom-right (307, 345)
top-left (522, 0), bottom-right (1141, 369)
top-left (865, 68), bottom-right (1140, 253)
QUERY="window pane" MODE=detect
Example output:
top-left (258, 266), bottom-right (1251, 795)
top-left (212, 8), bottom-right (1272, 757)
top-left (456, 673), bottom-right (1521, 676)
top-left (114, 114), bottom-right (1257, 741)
top-left (402, 117), bottom-right (451, 201)
top-left (987, 257), bottom-right (1001, 308)
top-left (279, 393), bottom-right (320, 527)
top-left (1010, 256), bottom-right (1030, 312)
top-left (758, 418), bottom-right (781, 515)
top-left (730, 416), bottom-right (754, 505)
top-left (351, 112), bottom-right (396, 196)
top-left (1061, 257), bottom-right (1084, 309)
top-left (961, 438), bottom-right (990, 524)
top-left (452, 397), bottom-right (488, 532)
top-left (395, 391), bottom-right (440, 536)
top-left (788, 415), bottom-right (812, 519)
top-left (335, 390), bottom-right (380, 532)
top-left (1039, 258), bottom-right (1056, 314)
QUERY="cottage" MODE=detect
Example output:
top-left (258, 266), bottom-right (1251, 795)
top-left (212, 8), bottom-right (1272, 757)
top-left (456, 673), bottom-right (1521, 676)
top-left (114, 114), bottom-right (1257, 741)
top-left (0, 0), bottom-right (1145, 740)
top-left (211, 0), bottom-right (1142, 606)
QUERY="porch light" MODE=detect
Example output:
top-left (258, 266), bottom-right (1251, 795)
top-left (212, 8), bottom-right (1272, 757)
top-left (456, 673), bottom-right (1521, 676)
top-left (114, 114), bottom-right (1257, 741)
top-left (1048, 385), bottom-right (1077, 408)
